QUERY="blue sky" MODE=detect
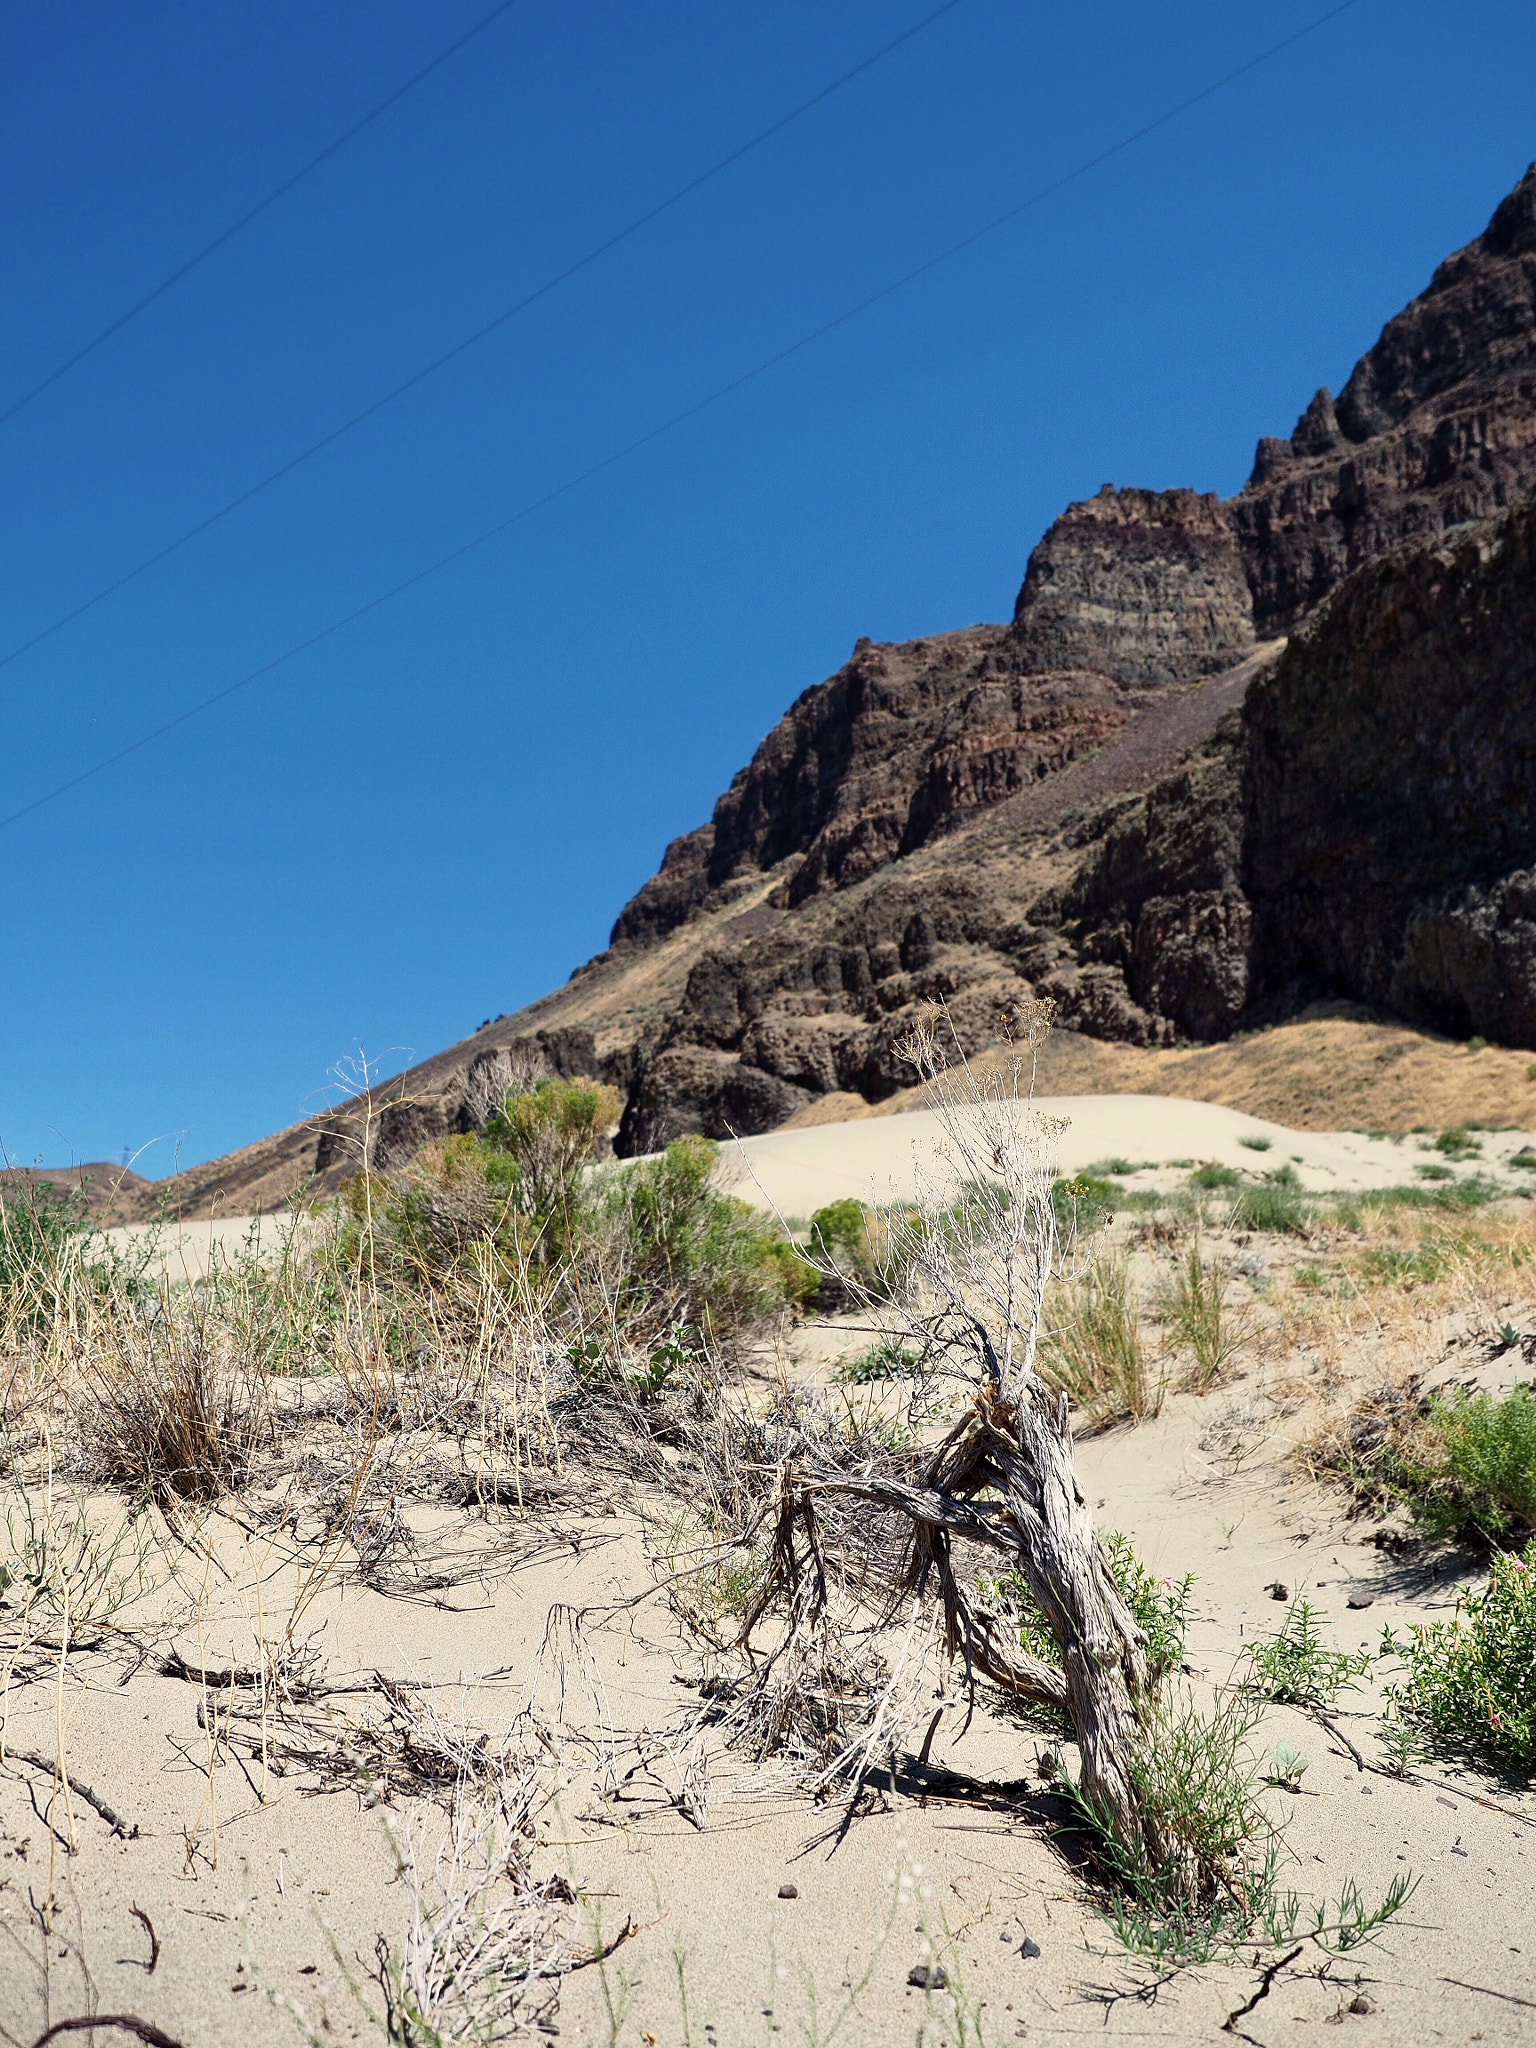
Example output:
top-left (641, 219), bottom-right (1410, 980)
top-left (3, 0), bottom-right (1533, 1173)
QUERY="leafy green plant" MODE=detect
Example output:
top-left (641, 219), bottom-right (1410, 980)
top-left (1155, 1238), bottom-right (1243, 1389)
top-left (1237, 1135), bottom-right (1272, 1153)
top-left (1246, 1599), bottom-right (1370, 1707)
top-left (1384, 1542), bottom-right (1536, 1773)
top-left (1264, 1740), bottom-right (1309, 1791)
top-left (1434, 1126), bottom-right (1481, 1159)
top-left (1039, 1252), bottom-right (1160, 1424)
top-left (1081, 1680), bottom-right (1416, 1968)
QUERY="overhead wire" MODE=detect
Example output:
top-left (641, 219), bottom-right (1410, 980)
top-left (0, 0), bottom-right (525, 427)
top-left (0, 0), bottom-right (1366, 838)
top-left (0, 0), bottom-right (966, 679)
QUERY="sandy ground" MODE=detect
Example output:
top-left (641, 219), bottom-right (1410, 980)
top-left (5, 1350), bottom-right (1535, 2046)
top-left (9, 1097), bottom-right (1536, 2046)
top-left (720, 1094), bottom-right (1531, 1218)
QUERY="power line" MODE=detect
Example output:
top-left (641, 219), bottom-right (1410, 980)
top-left (0, 0), bottom-right (1366, 839)
top-left (0, 0), bottom-right (525, 427)
top-left (0, 0), bottom-right (966, 679)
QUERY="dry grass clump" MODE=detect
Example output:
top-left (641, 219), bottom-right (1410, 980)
top-left (1039, 1250), bottom-right (1162, 1425)
top-left (1154, 1235), bottom-right (1245, 1390)
top-left (83, 1293), bottom-right (274, 1509)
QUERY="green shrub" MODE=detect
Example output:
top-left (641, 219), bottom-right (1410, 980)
top-left (1188, 1163), bottom-right (1241, 1190)
top-left (599, 1136), bottom-right (806, 1350)
top-left (1231, 1175), bottom-right (1308, 1234)
top-left (839, 1339), bottom-right (918, 1384)
top-left (1052, 1172), bottom-right (1119, 1235)
top-left (805, 1196), bottom-right (889, 1302)
top-left (1085, 1157), bottom-right (1137, 1177)
top-left (1405, 1387), bottom-right (1536, 1544)
top-left (1357, 1240), bottom-right (1454, 1287)
top-left (1345, 1178), bottom-right (1499, 1217)
top-left (0, 1177), bottom-right (117, 1331)
top-left (1387, 1541), bottom-right (1536, 1773)
top-left (1246, 1599), bottom-right (1370, 1708)
top-left (1434, 1126), bottom-right (1481, 1159)
top-left (1415, 1163), bottom-right (1456, 1182)
top-left (1511, 1147), bottom-right (1536, 1172)
top-left (359, 1109), bottom-right (806, 1366)
top-left (1237, 1135), bottom-right (1272, 1153)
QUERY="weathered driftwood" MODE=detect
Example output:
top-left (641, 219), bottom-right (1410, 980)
top-left (744, 1007), bottom-right (1166, 1870)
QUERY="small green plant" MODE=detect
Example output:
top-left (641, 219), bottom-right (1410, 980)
top-left (1415, 1162), bottom-right (1456, 1181)
top-left (1237, 1135), bottom-right (1272, 1152)
top-left (1383, 1541), bottom-right (1536, 1773)
top-left (1246, 1599), bottom-right (1371, 1707)
top-left (1155, 1238), bottom-right (1242, 1390)
top-left (1467, 1035), bottom-right (1488, 1053)
top-left (1375, 1711), bottom-right (1421, 1779)
top-left (1264, 1740), bottom-right (1309, 1791)
top-left (1434, 1126), bottom-right (1481, 1160)
top-left (1511, 1147), bottom-right (1536, 1171)
top-left (1085, 1157), bottom-right (1137, 1177)
top-left (1189, 1163), bottom-right (1241, 1190)
top-left (1039, 1252), bottom-right (1160, 1424)
top-left (1051, 1171), bottom-right (1119, 1235)
top-left (1358, 1239), bottom-right (1454, 1287)
top-left (839, 1338), bottom-right (918, 1383)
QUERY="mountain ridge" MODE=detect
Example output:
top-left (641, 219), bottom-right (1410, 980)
top-left (97, 162), bottom-right (1536, 1216)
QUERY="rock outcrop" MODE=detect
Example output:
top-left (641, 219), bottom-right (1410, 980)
top-left (588, 166), bottom-right (1536, 1149)
top-left (1228, 165), bottom-right (1536, 632)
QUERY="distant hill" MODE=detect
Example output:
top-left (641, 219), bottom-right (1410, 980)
top-left (0, 1162), bottom-right (155, 1227)
top-left (120, 164), bottom-right (1536, 1218)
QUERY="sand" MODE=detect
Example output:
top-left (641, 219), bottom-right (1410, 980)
top-left (7, 1095), bottom-right (1536, 2046)
top-left (718, 1092), bottom-right (1534, 1218)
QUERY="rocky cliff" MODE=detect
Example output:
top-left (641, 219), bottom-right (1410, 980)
top-left (132, 164), bottom-right (1536, 1209)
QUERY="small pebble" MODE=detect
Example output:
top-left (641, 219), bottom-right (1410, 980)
top-left (778, 1883), bottom-right (798, 1900)
top-left (1348, 1993), bottom-right (1374, 2015)
top-left (1019, 1937), bottom-right (1042, 1960)
top-left (1347, 1591), bottom-right (1374, 1609)
top-left (908, 1964), bottom-right (947, 1990)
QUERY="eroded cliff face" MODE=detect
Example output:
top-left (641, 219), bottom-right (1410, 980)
top-left (1245, 503), bottom-right (1536, 1039)
top-left (1229, 165), bottom-right (1536, 632)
